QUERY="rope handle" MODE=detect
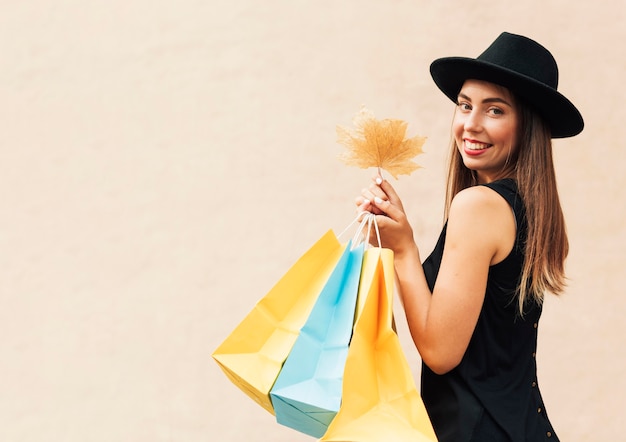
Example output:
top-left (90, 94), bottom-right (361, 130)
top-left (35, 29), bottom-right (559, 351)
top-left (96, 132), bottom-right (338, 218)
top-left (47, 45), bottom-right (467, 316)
top-left (337, 211), bottom-right (382, 250)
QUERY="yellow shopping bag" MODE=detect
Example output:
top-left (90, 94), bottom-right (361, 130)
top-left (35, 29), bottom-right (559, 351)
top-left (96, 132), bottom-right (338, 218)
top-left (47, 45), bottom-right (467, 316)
top-left (321, 247), bottom-right (437, 441)
top-left (212, 230), bottom-right (346, 414)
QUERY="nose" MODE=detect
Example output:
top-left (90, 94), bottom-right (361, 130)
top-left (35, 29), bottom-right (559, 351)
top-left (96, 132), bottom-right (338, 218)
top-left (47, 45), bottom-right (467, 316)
top-left (463, 109), bottom-right (482, 133)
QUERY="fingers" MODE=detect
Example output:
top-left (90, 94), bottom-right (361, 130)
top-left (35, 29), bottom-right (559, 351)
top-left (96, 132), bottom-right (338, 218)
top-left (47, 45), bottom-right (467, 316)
top-left (374, 175), bottom-right (405, 211)
top-left (371, 195), bottom-right (398, 219)
top-left (356, 174), bottom-right (407, 220)
top-left (356, 182), bottom-right (386, 215)
top-left (355, 196), bottom-right (371, 214)
top-left (357, 193), bottom-right (385, 216)
top-left (362, 175), bottom-right (404, 215)
top-left (353, 174), bottom-right (413, 252)
top-left (361, 177), bottom-right (388, 207)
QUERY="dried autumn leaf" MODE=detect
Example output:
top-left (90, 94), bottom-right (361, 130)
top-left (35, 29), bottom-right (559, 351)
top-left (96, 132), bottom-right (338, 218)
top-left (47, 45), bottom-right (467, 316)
top-left (337, 107), bottom-right (426, 179)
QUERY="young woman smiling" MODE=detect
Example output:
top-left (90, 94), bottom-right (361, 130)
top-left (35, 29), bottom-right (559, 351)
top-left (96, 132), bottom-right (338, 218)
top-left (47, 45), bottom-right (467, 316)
top-left (357, 32), bottom-right (583, 441)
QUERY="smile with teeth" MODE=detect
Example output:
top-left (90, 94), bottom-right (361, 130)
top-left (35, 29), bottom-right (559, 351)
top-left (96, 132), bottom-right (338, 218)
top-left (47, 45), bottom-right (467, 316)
top-left (464, 140), bottom-right (491, 151)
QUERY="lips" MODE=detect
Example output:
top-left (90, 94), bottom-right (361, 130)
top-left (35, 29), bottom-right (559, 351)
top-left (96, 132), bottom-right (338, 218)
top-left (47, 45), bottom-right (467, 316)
top-left (463, 139), bottom-right (491, 156)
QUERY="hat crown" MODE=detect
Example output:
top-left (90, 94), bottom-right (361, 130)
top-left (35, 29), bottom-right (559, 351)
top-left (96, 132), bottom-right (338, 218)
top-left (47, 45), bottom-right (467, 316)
top-left (477, 32), bottom-right (559, 90)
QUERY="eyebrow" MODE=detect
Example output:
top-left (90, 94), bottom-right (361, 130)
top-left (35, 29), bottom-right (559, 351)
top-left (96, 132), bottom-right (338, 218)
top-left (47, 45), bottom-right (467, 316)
top-left (457, 92), bottom-right (513, 107)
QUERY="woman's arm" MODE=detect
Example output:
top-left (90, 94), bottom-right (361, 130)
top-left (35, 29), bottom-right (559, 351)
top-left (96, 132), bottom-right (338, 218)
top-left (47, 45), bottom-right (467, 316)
top-left (360, 178), bottom-right (515, 374)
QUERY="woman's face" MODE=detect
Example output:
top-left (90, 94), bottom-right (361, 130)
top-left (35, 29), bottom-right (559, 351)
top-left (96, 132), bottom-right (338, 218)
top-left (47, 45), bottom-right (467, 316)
top-left (453, 79), bottom-right (520, 183)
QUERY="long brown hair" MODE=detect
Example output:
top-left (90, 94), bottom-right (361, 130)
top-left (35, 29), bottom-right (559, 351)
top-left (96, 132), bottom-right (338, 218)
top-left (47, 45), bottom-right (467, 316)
top-left (444, 98), bottom-right (569, 313)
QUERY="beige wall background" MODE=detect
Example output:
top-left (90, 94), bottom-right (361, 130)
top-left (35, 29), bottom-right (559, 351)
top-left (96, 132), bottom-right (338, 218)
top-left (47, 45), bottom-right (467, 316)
top-left (1, 1), bottom-right (624, 441)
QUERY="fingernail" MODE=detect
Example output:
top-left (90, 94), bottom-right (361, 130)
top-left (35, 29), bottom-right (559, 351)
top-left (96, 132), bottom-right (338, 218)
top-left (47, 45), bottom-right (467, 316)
top-left (374, 196), bottom-right (383, 204)
top-left (375, 177), bottom-right (383, 185)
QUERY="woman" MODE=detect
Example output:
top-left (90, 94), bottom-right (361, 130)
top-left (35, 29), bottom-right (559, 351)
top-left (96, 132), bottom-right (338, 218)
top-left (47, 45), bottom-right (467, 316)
top-left (358, 32), bottom-right (583, 441)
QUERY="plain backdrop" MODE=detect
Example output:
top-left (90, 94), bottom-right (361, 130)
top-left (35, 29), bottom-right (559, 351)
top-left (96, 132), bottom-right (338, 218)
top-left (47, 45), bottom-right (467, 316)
top-left (1, 1), bottom-right (624, 441)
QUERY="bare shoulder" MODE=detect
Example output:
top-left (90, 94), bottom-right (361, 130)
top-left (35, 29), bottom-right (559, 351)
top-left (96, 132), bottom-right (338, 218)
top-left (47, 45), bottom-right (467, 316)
top-left (448, 185), bottom-right (516, 263)
top-left (449, 185), bottom-right (511, 219)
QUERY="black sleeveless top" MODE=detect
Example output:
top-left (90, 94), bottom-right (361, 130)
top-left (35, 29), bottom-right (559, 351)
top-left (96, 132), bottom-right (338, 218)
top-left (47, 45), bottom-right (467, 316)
top-left (421, 179), bottom-right (559, 441)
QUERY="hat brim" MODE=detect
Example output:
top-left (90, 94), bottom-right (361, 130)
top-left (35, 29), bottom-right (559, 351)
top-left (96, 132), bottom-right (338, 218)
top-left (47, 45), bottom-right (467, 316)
top-left (430, 57), bottom-right (584, 138)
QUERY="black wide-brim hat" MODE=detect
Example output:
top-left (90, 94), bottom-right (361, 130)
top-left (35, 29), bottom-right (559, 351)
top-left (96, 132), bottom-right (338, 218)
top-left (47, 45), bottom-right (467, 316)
top-left (430, 32), bottom-right (584, 138)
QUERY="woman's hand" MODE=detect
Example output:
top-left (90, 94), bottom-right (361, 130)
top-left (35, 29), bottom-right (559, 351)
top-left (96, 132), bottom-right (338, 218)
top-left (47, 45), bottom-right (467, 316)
top-left (355, 175), bottom-right (416, 257)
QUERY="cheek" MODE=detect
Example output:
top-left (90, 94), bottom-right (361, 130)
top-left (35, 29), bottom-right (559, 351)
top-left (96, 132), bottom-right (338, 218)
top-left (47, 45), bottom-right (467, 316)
top-left (451, 115), bottom-right (464, 139)
top-left (508, 132), bottom-right (520, 152)
top-left (492, 122), bottom-right (518, 147)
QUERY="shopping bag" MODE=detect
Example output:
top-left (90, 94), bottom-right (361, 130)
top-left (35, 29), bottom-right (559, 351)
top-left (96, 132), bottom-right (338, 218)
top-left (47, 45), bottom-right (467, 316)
top-left (212, 230), bottom-right (346, 414)
top-left (270, 240), bottom-right (365, 438)
top-left (321, 247), bottom-right (438, 442)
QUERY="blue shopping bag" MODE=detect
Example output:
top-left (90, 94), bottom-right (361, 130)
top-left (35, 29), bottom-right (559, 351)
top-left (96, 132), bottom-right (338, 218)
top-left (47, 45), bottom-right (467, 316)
top-left (270, 240), bottom-right (365, 438)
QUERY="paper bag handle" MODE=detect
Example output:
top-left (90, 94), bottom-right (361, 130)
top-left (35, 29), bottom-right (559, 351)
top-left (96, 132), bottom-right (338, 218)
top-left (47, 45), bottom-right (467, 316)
top-left (338, 212), bottom-right (381, 250)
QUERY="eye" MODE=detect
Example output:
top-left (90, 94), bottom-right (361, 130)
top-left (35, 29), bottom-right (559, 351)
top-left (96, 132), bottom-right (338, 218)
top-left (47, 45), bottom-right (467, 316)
top-left (457, 101), bottom-right (472, 111)
top-left (488, 107), bottom-right (504, 116)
